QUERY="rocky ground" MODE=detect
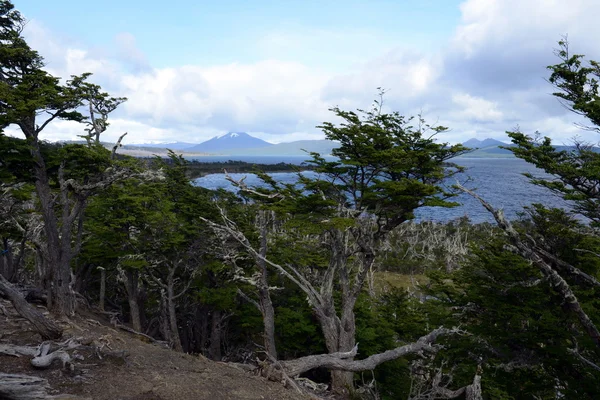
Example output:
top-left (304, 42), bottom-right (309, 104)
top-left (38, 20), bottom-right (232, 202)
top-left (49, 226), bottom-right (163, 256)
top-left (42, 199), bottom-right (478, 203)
top-left (0, 299), bottom-right (311, 400)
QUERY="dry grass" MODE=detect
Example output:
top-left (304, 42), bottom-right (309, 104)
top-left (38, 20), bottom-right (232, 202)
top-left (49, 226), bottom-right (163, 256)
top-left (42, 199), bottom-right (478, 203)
top-left (372, 272), bottom-right (429, 293)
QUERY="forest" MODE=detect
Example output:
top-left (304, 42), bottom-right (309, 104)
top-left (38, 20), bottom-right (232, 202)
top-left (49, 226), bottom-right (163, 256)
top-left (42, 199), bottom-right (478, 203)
top-left (2, 0), bottom-right (600, 399)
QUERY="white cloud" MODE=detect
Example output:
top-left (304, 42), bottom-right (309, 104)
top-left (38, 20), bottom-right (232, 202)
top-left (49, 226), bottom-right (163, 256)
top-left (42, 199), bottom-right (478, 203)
top-left (322, 50), bottom-right (440, 109)
top-left (120, 60), bottom-right (331, 138)
top-left (453, 0), bottom-right (588, 58)
top-left (114, 32), bottom-right (150, 72)
top-left (452, 93), bottom-right (503, 122)
top-left (11, 0), bottom-right (600, 146)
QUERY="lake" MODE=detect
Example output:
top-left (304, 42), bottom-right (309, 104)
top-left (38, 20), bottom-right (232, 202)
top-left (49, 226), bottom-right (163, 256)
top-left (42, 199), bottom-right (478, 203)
top-left (192, 157), bottom-right (569, 224)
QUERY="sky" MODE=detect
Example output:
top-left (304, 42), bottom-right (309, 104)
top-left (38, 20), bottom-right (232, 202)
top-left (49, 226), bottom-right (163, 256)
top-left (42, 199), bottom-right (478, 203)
top-left (7, 0), bottom-right (600, 145)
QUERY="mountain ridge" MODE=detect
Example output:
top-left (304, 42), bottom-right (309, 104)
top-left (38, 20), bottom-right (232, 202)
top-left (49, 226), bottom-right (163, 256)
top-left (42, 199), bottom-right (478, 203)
top-left (186, 132), bottom-right (273, 153)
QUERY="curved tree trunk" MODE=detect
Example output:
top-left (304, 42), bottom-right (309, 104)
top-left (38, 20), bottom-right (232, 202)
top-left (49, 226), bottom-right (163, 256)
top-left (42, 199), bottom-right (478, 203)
top-left (0, 274), bottom-right (62, 340)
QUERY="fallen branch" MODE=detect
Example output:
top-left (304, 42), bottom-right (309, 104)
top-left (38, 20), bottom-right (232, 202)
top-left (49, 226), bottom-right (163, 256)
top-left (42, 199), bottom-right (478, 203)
top-left (0, 373), bottom-right (50, 400)
top-left (276, 327), bottom-right (451, 378)
top-left (0, 344), bottom-right (37, 357)
top-left (0, 276), bottom-right (62, 340)
top-left (0, 373), bottom-right (89, 399)
top-left (31, 342), bottom-right (72, 370)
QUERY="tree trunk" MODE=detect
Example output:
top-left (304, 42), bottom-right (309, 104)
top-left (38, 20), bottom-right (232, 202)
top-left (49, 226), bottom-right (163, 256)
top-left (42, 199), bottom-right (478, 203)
top-left (167, 283), bottom-right (183, 352)
top-left (199, 307), bottom-right (209, 355)
top-left (98, 268), bottom-right (106, 311)
top-left (316, 308), bottom-right (355, 397)
top-left (259, 285), bottom-right (277, 359)
top-left (0, 274), bottom-right (62, 340)
top-left (159, 292), bottom-right (172, 343)
top-left (31, 143), bottom-right (76, 317)
top-left (123, 270), bottom-right (142, 332)
top-left (209, 310), bottom-right (222, 361)
top-left (1, 237), bottom-right (16, 281)
top-left (257, 210), bottom-right (278, 359)
top-left (50, 257), bottom-right (75, 316)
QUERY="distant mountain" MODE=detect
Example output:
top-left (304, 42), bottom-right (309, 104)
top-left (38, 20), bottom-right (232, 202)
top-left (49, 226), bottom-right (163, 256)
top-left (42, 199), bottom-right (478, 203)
top-left (226, 139), bottom-right (338, 156)
top-left (186, 132), bottom-right (273, 153)
top-left (126, 141), bottom-right (199, 151)
top-left (458, 138), bottom-right (514, 158)
top-left (462, 138), bottom-right (507, 149)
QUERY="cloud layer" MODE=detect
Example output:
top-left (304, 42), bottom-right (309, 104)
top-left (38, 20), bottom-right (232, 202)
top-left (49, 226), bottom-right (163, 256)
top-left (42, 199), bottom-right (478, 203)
top-left (16, 0), bottom-right (600, 145)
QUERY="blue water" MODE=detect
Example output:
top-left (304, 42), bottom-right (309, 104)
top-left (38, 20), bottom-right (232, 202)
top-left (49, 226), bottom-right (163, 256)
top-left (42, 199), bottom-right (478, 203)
top-left (192, 157), bottom-right (570, 224)
top-left (187, 155), bottom-right (319, 165)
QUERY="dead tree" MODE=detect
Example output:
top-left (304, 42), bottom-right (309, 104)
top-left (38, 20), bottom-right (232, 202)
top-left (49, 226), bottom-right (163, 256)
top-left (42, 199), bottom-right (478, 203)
top-left (203, 209), bottom-right (462, 397)
top-left (224, 209), bottom-right (279, 360)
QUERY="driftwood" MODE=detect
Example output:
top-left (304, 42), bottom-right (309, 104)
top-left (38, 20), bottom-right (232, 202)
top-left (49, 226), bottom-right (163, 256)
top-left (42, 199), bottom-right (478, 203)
top-left (0, 275), bottom-right (62, 340)
top-left (0, 373), bottom-right (89, 400)
top-left (0, 344), bottom-right (37, 357)
top-left (30, 342), bottom-right (72, 369)
top-left (0, 341), bottom-right (74, 370)
top-left (0, 373), bottom-right (51, 400)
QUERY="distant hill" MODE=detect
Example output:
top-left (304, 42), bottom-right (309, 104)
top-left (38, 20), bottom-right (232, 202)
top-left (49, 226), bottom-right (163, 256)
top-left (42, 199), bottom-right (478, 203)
top-left (186, 132), bottom-right (273, 153)
top-left (462, 138), bottom-right (507, 149)
top-left (459, 137), bottom-right (514, 158)
top-left (126, 142), bottom-right (199, 151)
top-left (226, 139), bottom-right (338, 156)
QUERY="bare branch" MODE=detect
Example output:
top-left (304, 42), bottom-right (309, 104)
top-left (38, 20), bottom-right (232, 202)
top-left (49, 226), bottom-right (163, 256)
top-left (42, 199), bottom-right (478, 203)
top-left (111, 132), bottom-right (128, 159)
top-left (224, 170), bottom-right (286, 200)
top-left (456, 183), bottom-right (600, 347)
top-left (279, 327), bottom-right (452, 376)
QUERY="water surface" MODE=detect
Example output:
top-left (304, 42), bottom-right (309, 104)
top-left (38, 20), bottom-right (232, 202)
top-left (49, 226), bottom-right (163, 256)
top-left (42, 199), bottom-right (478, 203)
top-left (192, 157), bottom-right (568, 223)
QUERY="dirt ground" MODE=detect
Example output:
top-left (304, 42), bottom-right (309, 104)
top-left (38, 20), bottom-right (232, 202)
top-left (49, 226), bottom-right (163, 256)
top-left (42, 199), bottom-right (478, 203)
top-left (0, 299), bottom-right (310, 400)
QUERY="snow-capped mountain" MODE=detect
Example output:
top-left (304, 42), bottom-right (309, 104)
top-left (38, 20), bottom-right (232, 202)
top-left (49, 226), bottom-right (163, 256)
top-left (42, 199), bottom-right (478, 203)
top-left (185, 132), bottom-right (273, 153)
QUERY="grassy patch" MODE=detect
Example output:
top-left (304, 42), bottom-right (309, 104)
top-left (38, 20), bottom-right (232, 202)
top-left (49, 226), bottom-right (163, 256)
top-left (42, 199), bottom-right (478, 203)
top-left (373, 272), bottom-right (428, 293)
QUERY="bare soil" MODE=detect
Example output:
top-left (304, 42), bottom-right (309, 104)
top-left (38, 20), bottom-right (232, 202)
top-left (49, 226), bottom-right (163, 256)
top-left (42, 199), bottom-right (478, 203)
top-left (0, 299), bottom-right (309, 400)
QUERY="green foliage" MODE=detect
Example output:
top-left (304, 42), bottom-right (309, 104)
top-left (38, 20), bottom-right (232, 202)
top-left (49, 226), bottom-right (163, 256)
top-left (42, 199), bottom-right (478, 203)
top-left (353, 290), bottom-right (418, 399)
top-left (547, 38), bottom-right (600, 128)
top-left (507, 40), bottom-right (600, 226)
top-left (312, 92), bottom-right (469, 230)
top-left (242, 91), bottom-right (470, 236)
top-left (274, 284), bottom-right (326, 358)
top-left (0, 0), bottom-right (125, 141)
top-left (0, 134), bottom-right (33, 183)
top-left (420, 208), bottom-right (600, 398)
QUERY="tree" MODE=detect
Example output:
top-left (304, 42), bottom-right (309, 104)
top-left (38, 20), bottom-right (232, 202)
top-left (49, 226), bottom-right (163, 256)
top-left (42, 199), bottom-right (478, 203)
top-left (0, 0), bottom-right (127, 316)
top-left (447, 39), bottom-right (600, 397)
top-left (499, 40), bottom-right (600, 351)
top-left (206, 92), bottom-right (469, 396)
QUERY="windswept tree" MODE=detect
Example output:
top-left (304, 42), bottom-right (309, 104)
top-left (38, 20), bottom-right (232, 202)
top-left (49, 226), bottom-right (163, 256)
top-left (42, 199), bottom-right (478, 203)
top-left (205, 93), bottom-right (470, 396)
top-left (448, 39), bottom-right (600, 397)
top-left (0, 0), bottom-right (128, 316)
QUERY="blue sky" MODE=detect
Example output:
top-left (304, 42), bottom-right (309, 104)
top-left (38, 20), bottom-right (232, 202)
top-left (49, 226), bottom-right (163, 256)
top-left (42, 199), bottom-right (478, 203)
top-left (20, 0), bottom-right (460, 67)
top-left (10, 0), bottom-right (600, 144)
